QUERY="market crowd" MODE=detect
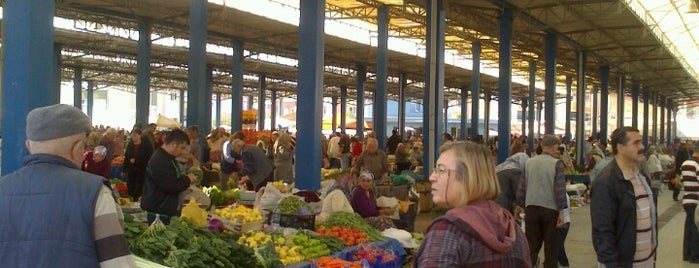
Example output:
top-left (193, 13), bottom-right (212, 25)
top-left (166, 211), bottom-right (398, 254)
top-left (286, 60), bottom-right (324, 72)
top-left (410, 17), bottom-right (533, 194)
top-left (1, 104), bottom-right (698, 267)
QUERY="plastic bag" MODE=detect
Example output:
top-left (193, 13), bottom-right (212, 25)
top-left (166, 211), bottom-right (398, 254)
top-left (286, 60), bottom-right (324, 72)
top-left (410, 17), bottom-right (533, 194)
top-left (376, 196), bottom-right (400, 220)
top-left (258, 182), bottom-right (286, 210)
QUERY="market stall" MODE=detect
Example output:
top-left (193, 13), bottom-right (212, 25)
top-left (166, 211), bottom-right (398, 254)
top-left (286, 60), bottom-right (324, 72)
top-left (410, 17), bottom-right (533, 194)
top-left (122, 181), bottom-right (420, 268)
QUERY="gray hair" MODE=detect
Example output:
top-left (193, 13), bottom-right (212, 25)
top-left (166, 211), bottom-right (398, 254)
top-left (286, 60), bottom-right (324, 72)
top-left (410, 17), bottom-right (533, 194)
top-left (93, 145), bottom-right (107, 155)
top-left (231, 139), bottom-right (245, 149)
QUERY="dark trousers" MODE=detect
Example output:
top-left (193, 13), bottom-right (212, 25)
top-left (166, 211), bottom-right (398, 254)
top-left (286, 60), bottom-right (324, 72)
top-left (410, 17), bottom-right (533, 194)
top-left (683, 206), bottom-right (699, 262)
top-left (558, 222), bottom-right (570, 266)
top-left (525, 205), bottom-right (560, 268)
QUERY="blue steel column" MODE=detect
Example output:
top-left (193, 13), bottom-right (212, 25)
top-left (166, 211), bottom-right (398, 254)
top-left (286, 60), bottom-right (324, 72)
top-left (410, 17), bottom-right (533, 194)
top-left (247, 96), bottom-right (254, 111)
top-left (544, 32), bottom-right (557, 134)
top-left (631, 80), bottom-right (639, 128)
top-left (667, 100), bottom-right (672, 145)
top-left (652, 93), bottom-right (658, 144)
top-left (497, 7), bottom-right (513, 163)
top-left (215, 93), bottom-right (222, 128)
top-left (528, 61), bottom-right (536, 151)
top-left (617, 74), bottom-right (625, 128)
top-left (201, 66), bottom-right (212, 138)
top-left (642, 88), bottom-right (649, 149)
top-left (599, 65), bottom-right (610, 144)
top-left (296, 0), bottom-right (325, 190)
top-left (659, 97), bottom-right (665, 143)
top-left (399, 73), bottom-right (407, 139)
top-left (136, 19), bottom-right (152, 126)
top-left (521, 101), bottom-right (527, 137)
top-left (258, 74), bottom-right (266, 131)
top-left (331, 95), bottom-right (338, 132)
top-left (470, 41), bottom-right (481, 140)
top-left (52, 44), bottom-right (61, 104)
top-left (484, 92), bottom-right (491, 141)
top-left (375, 4), bottom-right (389, 149)
top-left (187, 0), bottom-right (207, 131)
top-left (73, 67), bottom-right (82, 109)
top-left (592, 85), bottom-right (598, 139)
top-left (574, 51), bottom-right (586, 168)
top-left (423, 0), bottom-right (446, 177)
top-left (271, 89), bottom-right (277, 130)
top-left (537, 101), bottom-right (543, 136)
top-left (460, 88), bottom-right (467, 140)
top-left (564, 75), bottom-right (572, 143)
top-left (230, 39), bottom-right (244, 133)
top-left (179, 90), bottom-right (185, 124)
top-left (340, 85), bottom-right (347, 132)
top-left (356, 65), bottom-right (366, 140)
top-left (86, 80), bottom-right (94, 118)
top-left (2, 0), bottom-right (56, 174)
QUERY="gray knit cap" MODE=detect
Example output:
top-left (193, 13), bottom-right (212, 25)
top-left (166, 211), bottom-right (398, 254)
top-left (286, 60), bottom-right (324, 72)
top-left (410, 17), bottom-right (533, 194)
top-left (26, 104), bottom-right (92, 141)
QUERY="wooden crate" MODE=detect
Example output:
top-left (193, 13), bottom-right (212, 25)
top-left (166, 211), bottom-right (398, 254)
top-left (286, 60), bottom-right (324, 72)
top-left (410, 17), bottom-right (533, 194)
top-left (419, 192), bottom-right (433, 213)
top-left (415, 182), bottom-right (431, 193)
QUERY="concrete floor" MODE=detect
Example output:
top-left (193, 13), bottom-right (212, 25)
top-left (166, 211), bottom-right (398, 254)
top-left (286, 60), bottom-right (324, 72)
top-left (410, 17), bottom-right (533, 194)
top-left (413, 185), bottom-right (699, 267)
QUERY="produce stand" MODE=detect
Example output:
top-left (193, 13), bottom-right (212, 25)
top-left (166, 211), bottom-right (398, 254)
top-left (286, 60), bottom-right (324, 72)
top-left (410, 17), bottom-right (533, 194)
top-left (286, 238), bottom-right (407, 268)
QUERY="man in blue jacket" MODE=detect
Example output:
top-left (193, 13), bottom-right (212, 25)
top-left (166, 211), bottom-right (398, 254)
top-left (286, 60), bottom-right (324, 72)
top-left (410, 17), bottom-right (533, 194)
top-left (0, 104), bottom-right (136, 267)
top-left (591, 127), bottom-right (657, 267)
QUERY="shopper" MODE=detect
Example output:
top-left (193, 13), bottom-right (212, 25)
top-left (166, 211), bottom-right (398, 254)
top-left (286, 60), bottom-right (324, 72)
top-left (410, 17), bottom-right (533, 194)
top-left (679, 144), bottom-right (699, 263)
top-left (414, 141), bottom-right (531, 267)
top-left (394, 143), bottom-right (411, 174)
top-left (273, 133), bottom-right (294, 184)
top-left (124, 129), bottom-right (154, 200)
top-left (646, 146), bottom-right (663, 205)
top-left (386, 129), bottom-right (402, 154)
top-left (141, 129), bottom-right (198, 225)
top-left (0, 104), bottom-right (136, 267)
top-left (591, 127), bottom-right (657, 267)
top-left (515, 134), bottom-right (566, 268)
top-left (82, 145), bottom-right (110, 179)
top-left (227, 138), bottom-right (274, 191)
top-left (495, 152), bottom-right (529, 214)
top-left (351, 138), bottom-right (389, 183)
top-left (674, 142), bottom-right (692, 201)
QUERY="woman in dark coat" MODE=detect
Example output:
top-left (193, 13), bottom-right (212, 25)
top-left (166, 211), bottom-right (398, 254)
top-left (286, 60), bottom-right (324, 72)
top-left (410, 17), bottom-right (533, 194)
top-left (124, 129), bottom-right (154, 200)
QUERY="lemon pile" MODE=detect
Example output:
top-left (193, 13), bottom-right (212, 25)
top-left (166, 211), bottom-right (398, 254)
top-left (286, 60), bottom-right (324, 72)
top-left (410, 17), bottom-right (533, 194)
top-left (214, 205), bottom-right (263, 223)
top-left (273, 236), bottom-right (305, 265)
top-left (237, 231), bottom-right (272, 249)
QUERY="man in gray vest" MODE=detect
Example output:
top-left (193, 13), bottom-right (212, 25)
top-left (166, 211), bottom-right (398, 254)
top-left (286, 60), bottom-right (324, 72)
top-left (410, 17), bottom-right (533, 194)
top-left (0, 104), bottom-right (136, 267)
top-left (229, 138), bottom-right (274, 191)
top-left (516, 134), bottom-right (567, 268)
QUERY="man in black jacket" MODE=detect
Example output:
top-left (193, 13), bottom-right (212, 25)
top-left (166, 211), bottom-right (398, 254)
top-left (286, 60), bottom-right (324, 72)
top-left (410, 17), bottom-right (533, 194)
top-left (141, 129), bottom-right (198, 224)
top-left (590, 127), bottom-right (657, 267)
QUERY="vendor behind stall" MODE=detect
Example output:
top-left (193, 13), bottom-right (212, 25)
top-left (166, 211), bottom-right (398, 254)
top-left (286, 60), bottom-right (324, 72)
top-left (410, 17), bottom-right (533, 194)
top-left (141, 129), bottom-right (198, 225)
top-left (351, 138), bottom-right (389, 183)
top-left (319, 174), bottom-right (355, 222)
top-left (350, 171), bottom-right (395, 231)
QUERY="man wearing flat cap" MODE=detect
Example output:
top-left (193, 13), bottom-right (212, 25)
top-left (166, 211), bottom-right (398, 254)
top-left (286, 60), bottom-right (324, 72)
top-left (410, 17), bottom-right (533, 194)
top-left (515, 134), bottom-right (567, 268)
top-left (0, 104), bottom-right (136, 267)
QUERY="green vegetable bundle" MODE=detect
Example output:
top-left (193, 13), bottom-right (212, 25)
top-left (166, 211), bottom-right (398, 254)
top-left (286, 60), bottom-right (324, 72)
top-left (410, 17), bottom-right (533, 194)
top-left (319, 211), bottom-right (385, 241)
top-left (204, 186), bottom-right (239, 207)
top-left (278, 196), bottom-right (313, 215)
top-left (310, 234), bottom-right (346, 253)
top-left (126, 217), bottom-right (263, 268)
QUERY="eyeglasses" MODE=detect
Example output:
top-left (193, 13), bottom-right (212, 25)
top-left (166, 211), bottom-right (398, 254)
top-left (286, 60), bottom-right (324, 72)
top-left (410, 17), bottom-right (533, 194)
top-left (432, 165), bottom-right (456, 177)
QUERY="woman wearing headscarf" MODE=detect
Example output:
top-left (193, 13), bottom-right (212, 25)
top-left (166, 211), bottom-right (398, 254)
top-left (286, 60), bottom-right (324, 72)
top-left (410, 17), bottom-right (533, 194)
top-left (350, 171), bottom-right (396, 231)
top-left (318, 174), bottom-right (355, 222)
top-left (414, 141), bottom-right (531, 267)
top-left (495, 152), bottom-right (530, 214)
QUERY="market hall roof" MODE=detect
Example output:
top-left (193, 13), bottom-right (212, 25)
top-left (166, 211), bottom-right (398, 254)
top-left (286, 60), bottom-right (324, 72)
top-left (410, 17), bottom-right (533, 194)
top-left (45, 0), bottom-right (699, 107)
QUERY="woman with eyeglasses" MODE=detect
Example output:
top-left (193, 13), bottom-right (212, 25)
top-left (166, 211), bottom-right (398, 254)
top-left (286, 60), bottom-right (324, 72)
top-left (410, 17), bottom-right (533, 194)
top-left (414, 141), bottom-right (531, 267)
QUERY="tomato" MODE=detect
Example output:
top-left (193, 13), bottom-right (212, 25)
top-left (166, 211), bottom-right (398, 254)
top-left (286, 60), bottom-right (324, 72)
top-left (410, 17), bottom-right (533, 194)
top-left (316, 226), bottom-right (326, 233)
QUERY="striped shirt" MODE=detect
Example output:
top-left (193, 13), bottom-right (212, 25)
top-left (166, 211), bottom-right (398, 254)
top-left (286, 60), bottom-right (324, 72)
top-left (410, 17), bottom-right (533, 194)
top-left (681, 159), bottom-right (699, 207)
top-left (95, 186), bottom-right (137, 267)
top-left (627, 173), bottom-right (654, 266)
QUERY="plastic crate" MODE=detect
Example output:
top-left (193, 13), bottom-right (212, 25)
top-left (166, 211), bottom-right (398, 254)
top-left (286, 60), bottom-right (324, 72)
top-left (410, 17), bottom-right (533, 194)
top-left (279, 213), bottom-right (316, 230)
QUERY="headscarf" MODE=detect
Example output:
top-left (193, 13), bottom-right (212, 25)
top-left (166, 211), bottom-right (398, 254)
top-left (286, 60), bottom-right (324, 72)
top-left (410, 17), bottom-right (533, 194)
top-left (495, 152), bottom-right (529, 173)
top-left (327, 174), bottom-right (354, 199)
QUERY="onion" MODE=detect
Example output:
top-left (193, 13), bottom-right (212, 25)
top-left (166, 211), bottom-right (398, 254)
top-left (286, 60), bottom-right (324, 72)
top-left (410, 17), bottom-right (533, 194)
top-left (207, 219), bottom-right (224, 233)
